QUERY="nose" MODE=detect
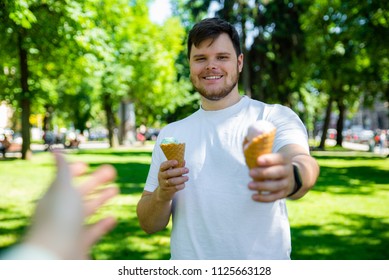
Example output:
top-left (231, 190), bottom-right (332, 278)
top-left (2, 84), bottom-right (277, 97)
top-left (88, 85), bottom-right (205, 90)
top-left (206, 60), bottom-right (218, 70)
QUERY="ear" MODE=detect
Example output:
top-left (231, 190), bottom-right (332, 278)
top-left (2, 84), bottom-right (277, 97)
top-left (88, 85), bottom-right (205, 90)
top-left (238, 53), bottom-right (244, 73)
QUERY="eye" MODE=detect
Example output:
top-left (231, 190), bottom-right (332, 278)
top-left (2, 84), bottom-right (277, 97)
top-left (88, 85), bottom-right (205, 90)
top-left (218, 56), bottom-right (229, 60)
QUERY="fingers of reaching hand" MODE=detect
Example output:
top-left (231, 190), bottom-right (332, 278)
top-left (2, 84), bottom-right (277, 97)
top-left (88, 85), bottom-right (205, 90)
top-left (69, 162), bottom-right (88, 177)
top-left (54, 152), bottom-right (88, 185)
top-left (78, 164), bottom-right (117, 196)
top-left (83, 216), bottom-right (117, 253)
top-left (84, 186), bottom-right (119, 217)
top-left (76, 164), bottom-right (118, 217)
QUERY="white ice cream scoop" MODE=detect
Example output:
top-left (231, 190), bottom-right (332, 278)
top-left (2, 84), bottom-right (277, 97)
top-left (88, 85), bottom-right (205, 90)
top-left (246, 120), bottom-right (276, 142)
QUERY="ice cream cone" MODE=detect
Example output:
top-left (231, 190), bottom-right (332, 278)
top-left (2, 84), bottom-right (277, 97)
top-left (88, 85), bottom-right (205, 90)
top-left (243, 128), bottom-right (276, 169)
top-left (160, 143), bottom-right (186, 167)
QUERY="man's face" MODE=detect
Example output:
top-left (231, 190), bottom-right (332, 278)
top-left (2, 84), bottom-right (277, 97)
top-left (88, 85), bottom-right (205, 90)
top-left (189, 33), bottom-right (243, 101)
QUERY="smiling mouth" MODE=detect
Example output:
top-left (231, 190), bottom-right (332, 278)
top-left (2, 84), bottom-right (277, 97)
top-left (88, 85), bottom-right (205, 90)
top-left (204, 75), bottom-right (223, 80)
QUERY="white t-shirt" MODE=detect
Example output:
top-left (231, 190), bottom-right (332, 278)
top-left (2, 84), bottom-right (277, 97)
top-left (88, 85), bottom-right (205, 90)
top-left (145, 96), bottom-right (309, 259)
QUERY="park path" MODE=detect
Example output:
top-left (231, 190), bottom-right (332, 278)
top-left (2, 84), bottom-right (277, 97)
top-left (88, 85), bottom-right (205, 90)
top-left (326, 139), bottom-right (388, 155)
top-left (2, 140), bottom-right (387, 158)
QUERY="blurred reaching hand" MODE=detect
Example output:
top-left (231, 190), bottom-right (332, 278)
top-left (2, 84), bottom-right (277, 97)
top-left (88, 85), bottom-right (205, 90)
top-left (4, 152), bottom-right (118, 259)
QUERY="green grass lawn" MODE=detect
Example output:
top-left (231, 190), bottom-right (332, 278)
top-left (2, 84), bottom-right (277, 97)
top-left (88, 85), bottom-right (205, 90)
top-left (0, 147), bottom-right (388, 260)
top-left (288, 150), bottom-right (389, 260)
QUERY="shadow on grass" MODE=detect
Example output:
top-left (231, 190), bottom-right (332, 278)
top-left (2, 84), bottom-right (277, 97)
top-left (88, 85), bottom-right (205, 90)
top-left (0, 207), bottom-right (29, 254)
top-left (313, 153), bottom-right (388, 161)
top-left (292, 153), bottom-right (389, 259)
top-left (314, 165), bottom-right (389, 195)
top-left (92, 215), bottom-right (171, 260)
top-left (76, 149), bottom-right (152, 158)
top-left (88, 161), bottom-right (149, 195)
top-left (76, 149), bottom-right (152, 195)
top-left (291, 213), bottom-right (389, 260)
top-left (0, 157), bottom-right (19, 161)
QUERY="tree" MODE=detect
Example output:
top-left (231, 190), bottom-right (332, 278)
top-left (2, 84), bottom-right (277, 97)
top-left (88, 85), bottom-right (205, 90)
top-left (0, 0), bottom-right (88, 158)
top-left (302, 0), bottom-right (389, 149)
top-left (79, 0), bottom-right (191, 146)
top-left (1, 0), bottom-right (193, 152)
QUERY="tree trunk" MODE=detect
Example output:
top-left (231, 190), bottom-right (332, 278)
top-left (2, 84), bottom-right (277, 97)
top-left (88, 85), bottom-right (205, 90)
top-left (336, 98), bottom-right (346, 147)
top-left (18, 30), bottom-right (32, 160)
top-left (119, 100), bottom-right (126, 145)
top-left (240, 8), bottom-right (251, 98)
top-left (103, 92), bottom-right (117, 148)
top-left (43, 105), bottom-right (54, 131)
top-left (319, 96), bottom-right (334, 150)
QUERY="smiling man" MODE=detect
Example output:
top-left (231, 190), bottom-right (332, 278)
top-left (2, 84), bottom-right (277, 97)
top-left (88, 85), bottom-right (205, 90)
top-left (137, 18), bottom-right (319, 260)
top-left (189, 31), bottom-right (243, 107)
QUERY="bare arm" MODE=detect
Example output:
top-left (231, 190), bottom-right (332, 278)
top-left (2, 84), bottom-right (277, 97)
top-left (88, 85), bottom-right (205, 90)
top-left (248, 144), bottom-right (319, 202)
top-left (136, 189), bottom-right (174, 234)
top-left (137, 160), bottom-right (189, 234)
top-left (279, 144), bottom-right (320, 200)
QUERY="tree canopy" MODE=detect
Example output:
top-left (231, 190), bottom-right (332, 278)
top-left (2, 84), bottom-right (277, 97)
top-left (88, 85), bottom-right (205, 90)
top-left (173, 0), bottom-right (388, 146)
top-left (0, 0), bottom-right (192, 157)
top-left (1, 0), bottom-right (388, 158)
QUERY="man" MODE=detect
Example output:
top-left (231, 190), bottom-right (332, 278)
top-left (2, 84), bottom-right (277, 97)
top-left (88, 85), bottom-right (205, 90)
top-left (137, 17), bottom-right (319, 259)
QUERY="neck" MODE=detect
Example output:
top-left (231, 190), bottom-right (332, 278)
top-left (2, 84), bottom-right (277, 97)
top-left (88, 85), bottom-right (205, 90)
top-left (201, 90), bottom-right (242, 111)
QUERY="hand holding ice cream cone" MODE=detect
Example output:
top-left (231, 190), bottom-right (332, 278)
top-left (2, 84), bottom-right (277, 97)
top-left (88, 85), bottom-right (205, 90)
top-left (243, 120), bottom-right (276, 169)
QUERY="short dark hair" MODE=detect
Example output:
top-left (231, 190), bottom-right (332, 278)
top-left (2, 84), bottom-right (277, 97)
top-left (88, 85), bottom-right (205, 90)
top-left (187, 17), bottom-right (242, 59)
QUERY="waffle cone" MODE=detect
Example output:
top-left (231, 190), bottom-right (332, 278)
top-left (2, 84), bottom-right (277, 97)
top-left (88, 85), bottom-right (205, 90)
top-left (160, 143), bottom-right (185, 167)
top-left (243, 129), bottom-right (276, 169)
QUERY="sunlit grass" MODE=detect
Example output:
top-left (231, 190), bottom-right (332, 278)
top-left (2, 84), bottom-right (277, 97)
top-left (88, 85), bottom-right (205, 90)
top-left (1, 148), bottom-right (388, 259)
top-left (287, 151), bottom-right (389, 259)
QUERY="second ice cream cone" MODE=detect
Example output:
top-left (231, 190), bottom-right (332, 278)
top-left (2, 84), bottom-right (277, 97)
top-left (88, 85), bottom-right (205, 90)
top-left (243, 129), bottom-right (276, 169)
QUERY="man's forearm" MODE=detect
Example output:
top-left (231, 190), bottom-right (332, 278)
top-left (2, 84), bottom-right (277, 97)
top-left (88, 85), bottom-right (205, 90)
top-left (289, 154), bottom-right (320, 200)
top-left (278, 144), bottom-right (320, 200)
top-left (136, 189), bottom-right (173, 234)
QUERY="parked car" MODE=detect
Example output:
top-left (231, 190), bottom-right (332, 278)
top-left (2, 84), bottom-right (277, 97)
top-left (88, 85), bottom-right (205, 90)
top-left (343, 126), bottom-right (374, 144)
top-left (145, 128), bottom-right (160, 141)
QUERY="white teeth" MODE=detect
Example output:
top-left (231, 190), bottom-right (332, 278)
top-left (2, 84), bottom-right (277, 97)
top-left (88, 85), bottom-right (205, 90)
top-left (204, 76), bottom-right (222, 80)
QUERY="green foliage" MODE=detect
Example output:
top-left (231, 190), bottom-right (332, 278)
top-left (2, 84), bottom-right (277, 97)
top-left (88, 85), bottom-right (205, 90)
top-left (173, 0), bottom-right (388, 147)
top-left (0, 0), bottom-right (192, 145)
top-left (1, 0), bottom-right (388, 151)
top-left (122, 16), bottom-right (192, 124)
top-left (3, 0), bottom-right (37, 28)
